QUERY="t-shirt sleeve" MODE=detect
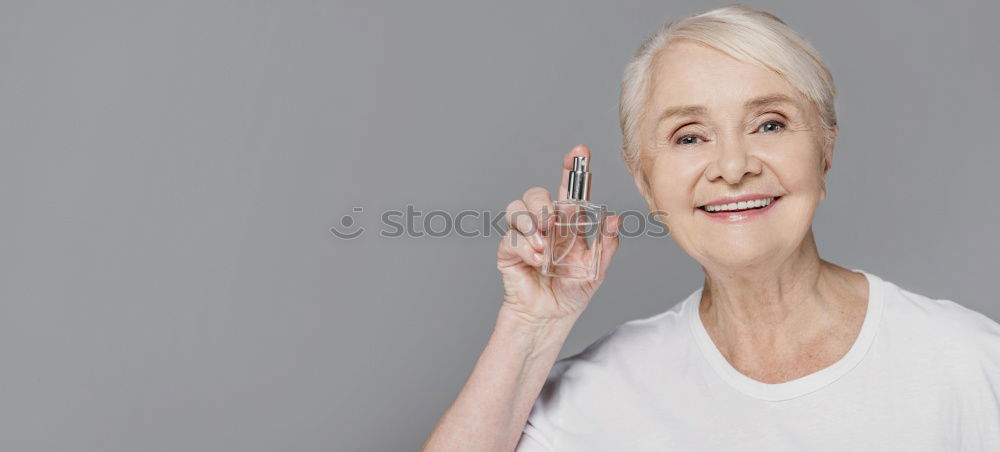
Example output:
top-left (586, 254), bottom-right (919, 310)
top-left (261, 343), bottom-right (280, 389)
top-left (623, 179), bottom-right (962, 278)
top-left (514, 421), bottom-right (553, 451)
top-left (514, 357), bottom-right (577, 451)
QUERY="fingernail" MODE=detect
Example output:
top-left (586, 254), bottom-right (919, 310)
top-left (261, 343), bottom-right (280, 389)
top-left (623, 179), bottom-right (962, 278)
top-left (534, 252), bottom-right (544, 262)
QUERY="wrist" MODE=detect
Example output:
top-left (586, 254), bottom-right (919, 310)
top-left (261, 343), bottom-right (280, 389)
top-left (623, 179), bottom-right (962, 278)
top-left (494, 306), bottom-right (578, 361)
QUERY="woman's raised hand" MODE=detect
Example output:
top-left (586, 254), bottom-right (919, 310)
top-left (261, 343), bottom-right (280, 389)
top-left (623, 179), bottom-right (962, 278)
top-left (496, 145), bottom-right (622, 326)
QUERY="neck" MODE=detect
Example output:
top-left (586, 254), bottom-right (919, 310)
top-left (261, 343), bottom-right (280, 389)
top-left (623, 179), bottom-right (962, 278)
top-left (698, 230), bottom-right (865, 377)
top-left (701, 231), bottom-right (825, 328)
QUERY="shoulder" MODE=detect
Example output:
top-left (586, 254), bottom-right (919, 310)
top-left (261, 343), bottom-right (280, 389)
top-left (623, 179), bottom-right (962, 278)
top-left (880, 274), bottom-right (1000, 340)
top-left (877, 273), bottom-right (1000, 366)
top-left (525, 293), bottom-right (696, 431)
top-left (550, 295), bottom-right (692, 381)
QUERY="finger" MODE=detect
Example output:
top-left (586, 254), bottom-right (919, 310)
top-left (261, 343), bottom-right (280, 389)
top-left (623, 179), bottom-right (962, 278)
top-left (596, 214), bottom-right (621, 281)
top-left (497, 228), bottom-right (545, 267)
top-left (504, 199), bottom-right (544, 251)
top-left (557, 144), bottom-right (591, 202)
top-left (521, 187), bottom-right (554, 246)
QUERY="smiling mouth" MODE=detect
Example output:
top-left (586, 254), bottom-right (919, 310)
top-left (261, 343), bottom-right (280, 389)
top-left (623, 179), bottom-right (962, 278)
top-left (698, 196), bottom-right (781, 213)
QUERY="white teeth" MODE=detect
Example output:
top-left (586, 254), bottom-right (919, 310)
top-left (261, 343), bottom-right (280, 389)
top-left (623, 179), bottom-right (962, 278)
top-left (703, 197), bottom-right (775, 212)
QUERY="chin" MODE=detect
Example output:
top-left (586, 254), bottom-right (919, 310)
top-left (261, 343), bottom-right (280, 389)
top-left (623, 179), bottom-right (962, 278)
top-left (697, 239), bottom-right (786, 271)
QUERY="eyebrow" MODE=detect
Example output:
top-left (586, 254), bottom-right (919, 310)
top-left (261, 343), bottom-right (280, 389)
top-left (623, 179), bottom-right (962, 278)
top-left (655, 93), bottom-right (801, 125)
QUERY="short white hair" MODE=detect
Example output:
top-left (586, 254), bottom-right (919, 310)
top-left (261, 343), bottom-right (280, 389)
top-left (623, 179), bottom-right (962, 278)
top-left (619, 4), bottom-right (837, 175)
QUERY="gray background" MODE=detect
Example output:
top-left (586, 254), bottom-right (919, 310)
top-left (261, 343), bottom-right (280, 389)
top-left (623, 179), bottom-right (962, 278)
top-left (1, 0), bottom-right (997, 450)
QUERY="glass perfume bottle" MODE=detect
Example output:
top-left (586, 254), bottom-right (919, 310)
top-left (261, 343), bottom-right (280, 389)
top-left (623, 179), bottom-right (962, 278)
top-left (541, 156), bottom-right (607, 280)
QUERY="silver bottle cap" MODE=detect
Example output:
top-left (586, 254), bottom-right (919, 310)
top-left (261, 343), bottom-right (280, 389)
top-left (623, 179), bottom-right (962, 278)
top-left (567, 156), bottom-right (592, 201)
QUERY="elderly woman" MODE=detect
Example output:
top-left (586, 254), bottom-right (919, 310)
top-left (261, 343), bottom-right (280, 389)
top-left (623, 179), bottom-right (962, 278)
top-left (423, 5), bottom-right (1000, 451)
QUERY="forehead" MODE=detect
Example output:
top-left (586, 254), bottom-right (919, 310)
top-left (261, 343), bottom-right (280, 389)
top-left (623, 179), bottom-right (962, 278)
top-left (648, 40), bottom-right (801, 111)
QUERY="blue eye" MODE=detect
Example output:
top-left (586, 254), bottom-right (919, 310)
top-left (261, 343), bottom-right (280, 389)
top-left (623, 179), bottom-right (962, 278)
top-left (677, 135), bottom-right (703, 145)
top-left (758, 120), bottom-right (785, 133)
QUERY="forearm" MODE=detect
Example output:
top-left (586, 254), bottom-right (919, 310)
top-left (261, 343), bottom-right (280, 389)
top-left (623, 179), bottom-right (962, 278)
top-left (422, 307), bottom-right (578, 452)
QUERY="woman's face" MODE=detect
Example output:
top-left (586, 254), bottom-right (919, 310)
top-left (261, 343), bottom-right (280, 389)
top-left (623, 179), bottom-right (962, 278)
top-left (637, 40), bottom-right (834, 271)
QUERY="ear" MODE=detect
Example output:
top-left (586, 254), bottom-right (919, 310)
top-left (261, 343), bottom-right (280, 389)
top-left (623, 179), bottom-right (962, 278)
top-left (823, 125), bottom-right (838, 175)
top-left (819, 125), bottom-right (838, 201)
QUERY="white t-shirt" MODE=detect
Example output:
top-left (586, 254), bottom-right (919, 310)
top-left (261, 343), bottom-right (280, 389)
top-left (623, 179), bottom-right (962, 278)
top-left (516, 270), bottom-right (1000, 451)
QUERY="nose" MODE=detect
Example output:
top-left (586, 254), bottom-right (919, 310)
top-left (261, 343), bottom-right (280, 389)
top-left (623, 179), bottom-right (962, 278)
top-left (704, 137), bottom-right (762, 184)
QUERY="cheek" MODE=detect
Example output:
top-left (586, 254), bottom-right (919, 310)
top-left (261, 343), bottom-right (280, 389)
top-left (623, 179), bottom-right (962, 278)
top-left (761, 140), bottom-right (825, 194)
top-left (644, 153), bottom-right (704, 211)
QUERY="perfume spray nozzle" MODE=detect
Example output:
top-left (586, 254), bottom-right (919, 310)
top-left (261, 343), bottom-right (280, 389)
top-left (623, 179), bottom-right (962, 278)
top-left (567, 156), bottom-right (592, 201)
